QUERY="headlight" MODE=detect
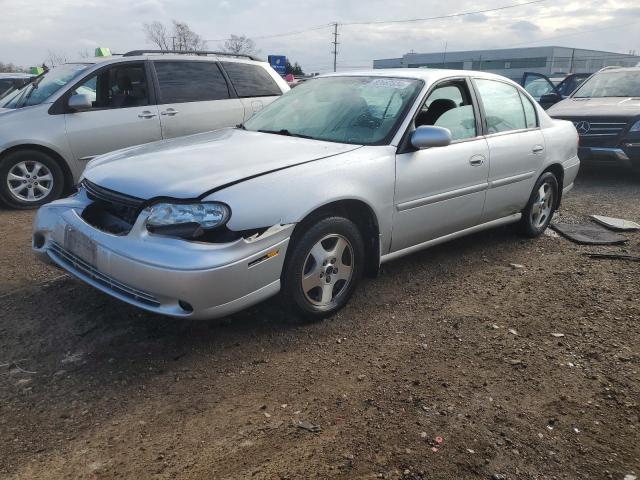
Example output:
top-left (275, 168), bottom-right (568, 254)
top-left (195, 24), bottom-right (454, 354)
top-left (146, 202), bottom-right (230, 230)
top-left (630, 120), bottom-right (640, 132)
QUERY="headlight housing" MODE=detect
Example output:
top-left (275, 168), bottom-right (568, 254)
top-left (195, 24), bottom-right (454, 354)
top-left (629, 119), bottom-right (640, 132)
top-left (146, 202), bottom-right (230, 235)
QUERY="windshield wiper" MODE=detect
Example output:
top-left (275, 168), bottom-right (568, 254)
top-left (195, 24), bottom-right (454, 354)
top-left (257, 129), bottom-right (314, 139)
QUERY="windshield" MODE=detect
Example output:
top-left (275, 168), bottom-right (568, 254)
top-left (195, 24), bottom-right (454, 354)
top-left (243, 76), bottom-right (423, 145)
top-left (573, 71), bottom-right (640, 98)
top-left (0, 64), bottom-right (91, 109)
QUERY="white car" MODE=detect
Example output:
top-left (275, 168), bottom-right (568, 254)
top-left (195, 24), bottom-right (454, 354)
top-left (33, 69), bottom-right (579, 320)
top-left (0, 50), bottom-right (289, 208)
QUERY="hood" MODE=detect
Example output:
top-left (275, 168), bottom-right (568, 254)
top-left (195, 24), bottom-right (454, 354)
top-left (83, 128), bottom-right (361, 199)
top-left (548, 96), bottom-right (640, 119)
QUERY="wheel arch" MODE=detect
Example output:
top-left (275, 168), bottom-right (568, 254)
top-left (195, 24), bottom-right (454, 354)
top-left (541, 163), bottom-right (564, 208)
top-left (291, 199), bottom-right (381, 278)
top-left (0, 144), bottom-right (74, 195)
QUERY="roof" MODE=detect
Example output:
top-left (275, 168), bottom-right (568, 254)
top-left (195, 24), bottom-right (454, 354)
top-left (321, 68), bottom-right (512, 83)
top-left (0, 72), bottom-right (33, 78)
top-left (62, 51), bottom-right (268, 67)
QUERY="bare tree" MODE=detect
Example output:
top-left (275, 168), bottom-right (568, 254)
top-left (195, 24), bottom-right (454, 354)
top-left (222, 34), bottom-right (257, 56)
top-left (0, 62), bottom-right (25, 73)
top-left (144, 21), bottom-right (171, 50)
top-left (45, 50), bottom-right (68, 68)
top-left (77, 49), bottom-right (91, 59)
top-left (143, 20), bottom-right (206, 51)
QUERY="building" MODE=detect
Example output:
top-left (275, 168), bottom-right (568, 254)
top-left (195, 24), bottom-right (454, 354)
top-left (373, 46), bottom-right (640, 80)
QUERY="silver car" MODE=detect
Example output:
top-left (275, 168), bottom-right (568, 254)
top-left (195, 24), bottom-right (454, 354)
top-left (0, 51), bottom-right (289, 208)
top-left (33, 69), bottom-right (580, 320)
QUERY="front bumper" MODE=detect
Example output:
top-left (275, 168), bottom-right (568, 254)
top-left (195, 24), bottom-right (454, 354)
top-left (32, 191), bottom-right (294, 319)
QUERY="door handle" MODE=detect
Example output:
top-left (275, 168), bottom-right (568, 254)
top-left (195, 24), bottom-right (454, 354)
top-left (161, 108), bottom-right (179, 116)
top-left (469, 154), bottom-right (485, 166)
top-left (532, 145), bottom-right (545, 154)
top-left (138, 111), bottom-right (157, 119)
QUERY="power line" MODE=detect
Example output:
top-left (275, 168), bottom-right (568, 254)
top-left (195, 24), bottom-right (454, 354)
top-left (341, 0), bottom-right (549, 26)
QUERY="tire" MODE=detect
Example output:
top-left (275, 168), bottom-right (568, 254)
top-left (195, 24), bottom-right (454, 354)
top-left (0, 149), bottom-right (65, 209)
top-left (281, 216), bottom-right (365, 320)
top-left (518, 171), bottom-right (559, 238)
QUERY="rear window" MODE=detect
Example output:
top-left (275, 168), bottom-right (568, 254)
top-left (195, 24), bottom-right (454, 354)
top-left (221, 62), bottom-right (282, 98)
top-left (154, 61), bottom-right (230, 104)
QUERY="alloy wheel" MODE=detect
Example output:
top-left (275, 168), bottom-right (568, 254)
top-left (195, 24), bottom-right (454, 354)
top-left (301, 234), bottom-right (354, 307)
top-left (530, 181), bottom-right (554, 229)
top-left (6, 161), bottom-right (54, 203)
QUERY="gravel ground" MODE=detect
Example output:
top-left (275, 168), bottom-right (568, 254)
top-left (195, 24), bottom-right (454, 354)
top-left (0, 166), bottom-right (638, 480)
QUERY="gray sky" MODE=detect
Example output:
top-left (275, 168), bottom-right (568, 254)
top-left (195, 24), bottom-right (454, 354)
top-left (0, 0), bottom-right (639, 71)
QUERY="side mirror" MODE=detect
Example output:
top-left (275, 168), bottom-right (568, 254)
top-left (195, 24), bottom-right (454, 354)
top-left (68, 94), bottom-right (92, 112)
top-left (410, 126), bottom-right (452, 149)
top-left (540, 92), bottom-right (561, 106)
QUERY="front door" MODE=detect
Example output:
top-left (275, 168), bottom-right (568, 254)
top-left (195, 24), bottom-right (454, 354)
top-left (521, 72), bottom-right (560, 109)
top-left (392, 78), bottom-right (490, 252)
top-left (65, 62), bottom-right (162, 163)
top-left (152, 60), bottom-right (245, 139)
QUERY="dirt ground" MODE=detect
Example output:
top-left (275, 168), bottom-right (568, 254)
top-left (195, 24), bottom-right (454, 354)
top-left (0, 167), bottom-right (638, 480)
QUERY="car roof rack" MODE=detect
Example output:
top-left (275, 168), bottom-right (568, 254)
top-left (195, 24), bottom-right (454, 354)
top-left (122, 49), bottom-right (262, 61)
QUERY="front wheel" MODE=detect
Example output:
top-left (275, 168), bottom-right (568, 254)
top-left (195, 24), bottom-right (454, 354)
top-left (281, 216), bottom-right (364, 320)
top-left (518, 171), bottom-right (559, 237)
top-left (0, 150), bottom-right (65, 209)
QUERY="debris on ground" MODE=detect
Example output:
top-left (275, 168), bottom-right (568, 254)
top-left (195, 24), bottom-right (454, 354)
top-left (551, 333), bottom-right (565, 338)
top-left (509, 263), bottom-right (525, 269)
top-left (584, 252), bottom-right (640, 262)
top-left (508, 329), bottom-right (519, 336)
top-left (590, 214), bottom-right (640, 231)
top-left (296, 420), bottom-right (321, 433)
top-left (550, 222), bottom-right (628, 245)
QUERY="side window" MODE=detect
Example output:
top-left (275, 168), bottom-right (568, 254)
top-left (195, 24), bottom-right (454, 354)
top-left (221, 62), bottom-right (282, 97)
top-left (154, 61), bottom-right (230, 103)
top-left (72, 63), bottom-right (149, 109)
top-left (519, 91), bottom-right (537, 128)
top-left (416, 81), bottom-right (476, 141)
top-left (475, 79), bottom-right (526, 134)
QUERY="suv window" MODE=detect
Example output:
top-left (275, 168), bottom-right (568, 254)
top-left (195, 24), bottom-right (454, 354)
top-left (154, 61), bottom-right (230, 103)
top-left (221, 62), bottom-right (281, 97)
top-left (72, 63), bottom-right (149, 109)
top-left (475, 79), bottom-right (526, 134)
top-left (416, 81), bottom-right (476, 141)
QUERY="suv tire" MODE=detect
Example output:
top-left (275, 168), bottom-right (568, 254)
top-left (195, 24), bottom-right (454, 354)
top-left (0, 149), bottom-right (64, 209)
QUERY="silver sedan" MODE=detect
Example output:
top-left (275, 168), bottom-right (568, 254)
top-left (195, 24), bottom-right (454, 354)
top-left (33, 69), bottom-right (580, 320)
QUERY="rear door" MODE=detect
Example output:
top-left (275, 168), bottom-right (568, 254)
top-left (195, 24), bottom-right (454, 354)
top-left (64, 61), bottom-right (162, 163)
top-left (521, 72), bottom-right (560, 109)
top-left (473, 78), bottom-right (546, 222)
top-left (220, 62), bottom-right (284, 121)
top-left (152, 60), bottom-right (245, 139)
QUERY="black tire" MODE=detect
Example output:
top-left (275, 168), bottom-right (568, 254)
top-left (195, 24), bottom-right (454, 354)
top-left (281, 216), bottom-right (364, 320)
top-left (518, 171), bottom-right (559, 238)
top-left (0, 149), bottom-right (65, 209)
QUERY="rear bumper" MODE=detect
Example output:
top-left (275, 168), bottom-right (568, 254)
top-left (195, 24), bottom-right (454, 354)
top-left (32, 191), bottom-right (294, 319)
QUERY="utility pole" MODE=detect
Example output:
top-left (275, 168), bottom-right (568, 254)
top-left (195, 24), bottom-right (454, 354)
top-left (331, 23), bottom-right (339, 72)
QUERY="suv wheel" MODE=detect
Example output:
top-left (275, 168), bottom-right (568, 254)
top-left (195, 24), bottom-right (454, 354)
top-left (281, 216), bottom-right (364, 320)
top-left (518, 171), bottom-right (558, 237)
top-left (0, 150), bottom-right (64, 209)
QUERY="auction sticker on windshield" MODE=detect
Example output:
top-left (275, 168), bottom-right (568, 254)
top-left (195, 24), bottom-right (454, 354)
top-left (368, 78), bottom-right (414, 89)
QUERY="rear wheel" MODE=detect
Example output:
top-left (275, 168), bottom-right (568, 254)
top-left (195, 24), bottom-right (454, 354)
top-left (0, 149), bottom-right (64, 209)
top-left (281, 216), bottom-right (364, 320)
top-left (518, 172), bottom-right (558, 237)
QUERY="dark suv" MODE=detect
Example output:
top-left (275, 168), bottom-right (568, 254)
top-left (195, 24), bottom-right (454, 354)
top-left (547, 67), bottom-right (640, 175)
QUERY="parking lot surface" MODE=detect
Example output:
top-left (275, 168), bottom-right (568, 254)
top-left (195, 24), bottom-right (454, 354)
top-left (1, 167), bottom-right (638, 480)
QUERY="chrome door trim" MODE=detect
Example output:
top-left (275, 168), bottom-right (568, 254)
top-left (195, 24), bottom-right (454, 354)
top-left (382, 213), bottom-right (521, 263)
top-left (396, 181), bottom-right (489, 212)
top-left (488, 171), bottom-right (535, 189)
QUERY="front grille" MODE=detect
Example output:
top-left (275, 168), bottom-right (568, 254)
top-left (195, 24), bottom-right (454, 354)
top-left (555, 116), bottom-right (631, 148)
top-left (49, 242), bottom-right (160, 307)
top-left (82, 180), bottom-right (145, 234)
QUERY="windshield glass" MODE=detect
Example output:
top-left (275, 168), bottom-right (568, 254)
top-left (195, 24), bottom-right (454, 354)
top-left (0, 64), bottom-right (91, 109)
top-left (243, 76), bottom-right (423, 145)
top-left (573, 71), bottom-right (640, 98)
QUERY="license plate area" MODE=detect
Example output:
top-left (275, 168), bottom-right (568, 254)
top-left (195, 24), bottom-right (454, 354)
top-left (64, 225), bottom-right (97, 266)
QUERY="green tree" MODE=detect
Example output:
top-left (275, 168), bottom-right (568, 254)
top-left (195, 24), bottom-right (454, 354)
top-left (285, 60), bottom-right (304, 76)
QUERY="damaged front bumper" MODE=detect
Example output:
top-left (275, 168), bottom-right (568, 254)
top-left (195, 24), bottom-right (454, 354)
top-left (32, 190), bottom-right (294, 319)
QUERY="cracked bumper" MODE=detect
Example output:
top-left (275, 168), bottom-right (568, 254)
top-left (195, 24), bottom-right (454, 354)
top-left (32, 192), bottom-right (294, 319)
